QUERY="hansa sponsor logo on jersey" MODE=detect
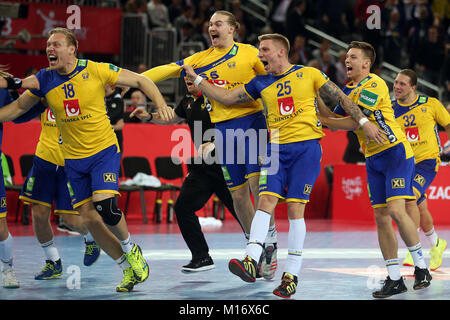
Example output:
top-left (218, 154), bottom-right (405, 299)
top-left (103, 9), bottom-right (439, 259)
top-left (47, 108), bottom-right (56, 122)
top-left (64, 99), bottom-right (81, 117)
top-left (405, 127), bottom-right (420, 142)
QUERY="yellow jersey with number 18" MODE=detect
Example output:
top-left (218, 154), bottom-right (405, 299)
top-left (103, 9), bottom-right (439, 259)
top-left (27, 59), bottom-right (120, 159)
top-left (142, 42), bottom-right (266, 123)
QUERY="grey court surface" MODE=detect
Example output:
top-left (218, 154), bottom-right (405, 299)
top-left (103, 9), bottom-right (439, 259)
top-left (1, 219), bottom-right (448, 317)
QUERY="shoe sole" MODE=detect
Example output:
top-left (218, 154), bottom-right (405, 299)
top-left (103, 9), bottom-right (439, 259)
top-left (402, 262), bottom-right (414, 267)
top-left (3, 284), bottom-right (20, 289)
top-left (35, 273), bottom-right (63, 280)
top-left (372, 288), bottom-right (407, 298)
top-left (181, 265), bottom-right (215, 273)
top-left (228, 260), bottom-right (255, 283)
top-left (273, 290), bottom-right (292, 299)
top-left (116, 286), bottom-right (134, 292)
top-left (413, 281), bottom-right (431, 290)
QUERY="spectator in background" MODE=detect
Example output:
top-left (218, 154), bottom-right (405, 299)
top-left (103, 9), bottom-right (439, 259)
top-left (168, 0), bottom-right (183, 24)
top-left (199, 20), bottom-right (212, 49)
top-left (174, 5), bottom-right (195, 35)
top-left (334, 50), bottom-right (348, 88)
top-left (285, 0), bottom-right (307, 44)
top-left (270, 0), bottom-right (292, 34)
top-left (125, 90), bottom-right (147, 123)
top-left (315, 0), bottom-right (349, 39)
top-left (105, 85), bottom-right (124, 155)
top-left (383, 8), bottom-right (404, 67)
top-left (25, 67), bottom-right (38, 77)
top-left (319, 50), bottom-right (337, 83)
top-left (416, 25), bottom-right (445, 85)
top-left (407, 1), bottom-right (434, 68)
top-left (312, 39), bottom-right (335, 65)
top-left (443, 80), bottom-right (450, 111)
top-left (137, 63), bottom-right (148, 74)
top-left (147, 0), bottom-right (171, 28)
top-left (289, 34), bottom-right (310, 66)
top-left (124, 0), bottom-right (146, 13)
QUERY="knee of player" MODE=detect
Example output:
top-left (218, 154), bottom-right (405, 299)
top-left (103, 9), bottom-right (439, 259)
top-left (93, 197), bottom-right (122, 226)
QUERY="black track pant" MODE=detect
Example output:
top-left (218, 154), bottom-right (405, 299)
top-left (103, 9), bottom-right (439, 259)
top-left (174, 164), bottom-right (243, 260)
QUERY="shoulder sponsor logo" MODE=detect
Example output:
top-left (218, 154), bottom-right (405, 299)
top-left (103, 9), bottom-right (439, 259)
top-left (359, 89), bottom-right (379, 107)
top-left (391, 178), bottom-right (405, 189)
top-left (259, 169), bottom-right (268, 185)
top-left (109, 64), bottom-right (119, 72)
top-left (77, 59), bottom-right (87, 67)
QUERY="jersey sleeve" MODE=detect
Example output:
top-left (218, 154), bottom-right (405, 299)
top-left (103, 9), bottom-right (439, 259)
top-left (356, 81), bottom-right (386, 111)
top-left (28, 69), bottom-right (47, 98)
top-left (243, 76), bottom-right (262, 101)
top-left (141, 62), bottom-right (182, 83)
top-left (309, 67), bottom-right (329, 91)
top-left (431, 98), bottom-right (450, 127)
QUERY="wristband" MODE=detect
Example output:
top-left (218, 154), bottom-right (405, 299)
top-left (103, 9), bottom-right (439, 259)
top-left (193, 75), bottom-right (203, 86)
top-left (5, 77), bottom-right (22, 90)
top-left (358, 117), bottom-right (369, 126)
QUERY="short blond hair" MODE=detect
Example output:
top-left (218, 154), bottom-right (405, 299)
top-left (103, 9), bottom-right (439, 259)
top-left (258, 33), bottom-right (290, 57)
top-left (48, 27), bottom-right (79, 53)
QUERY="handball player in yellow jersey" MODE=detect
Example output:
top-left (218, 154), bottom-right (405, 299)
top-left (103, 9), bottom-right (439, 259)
top-left (142, 11), bottom-right (279, 279)
top-left (392, 69), bottom-right (450, 271)
top-left (0, 28), bottom-right (174, 292)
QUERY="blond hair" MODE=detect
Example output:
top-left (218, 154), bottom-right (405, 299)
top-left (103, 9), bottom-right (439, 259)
top-left (48, 27), bottom-right (79, 53)
top-left (212, 10), bottom-right (240, 35)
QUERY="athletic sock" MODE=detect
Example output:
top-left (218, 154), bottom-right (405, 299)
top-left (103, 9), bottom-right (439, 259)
top-left (0, 233), bottom-right (13, 270)
top-left (424, 227), bottom-right (438, 247)
top-left (120, 233), bottom-right (134, 253)
top-left (115, 255), bottom-right (131, 270)
top-left (385, 258), bottom-right (401, 280)
top-left (284, 218), bottom-right (306, 277)
top-left (408, 243), bottom-right (427, 269)
top-left (245, 210), bottom-right (271, 262)
top-left (83, 232), bottom-right (94, 243)
top-left (41, 239), bottom-right (60, 263)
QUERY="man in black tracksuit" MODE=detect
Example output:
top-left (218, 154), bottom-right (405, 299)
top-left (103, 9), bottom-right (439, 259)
top-left (130, 77), bottom-right (243, 272)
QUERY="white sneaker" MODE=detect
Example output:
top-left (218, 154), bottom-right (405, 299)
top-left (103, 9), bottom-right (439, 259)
top-left (2, 268), bottom-right (20, 288)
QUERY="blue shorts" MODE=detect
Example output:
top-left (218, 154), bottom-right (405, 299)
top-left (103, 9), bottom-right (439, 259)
top-left (258, 139), bottom-right (322, 203)
top-left (20, 156), bottom-right (76, 214)
top-left (413, 158), bottom-right (438, 205)
top-left (214, 111), bottom-right (268, 190)
top-left (0, 164), bottom-right (6, 218)
top-left (64, 144), bottom-right (120, 208)
top-left (366, 142), bottom-right (416, 208)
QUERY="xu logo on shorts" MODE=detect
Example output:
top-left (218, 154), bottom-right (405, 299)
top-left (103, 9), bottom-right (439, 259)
top-left (391, 178), bottom-right (405, 189)
top-left (103, 173), bottom-right (117, 183)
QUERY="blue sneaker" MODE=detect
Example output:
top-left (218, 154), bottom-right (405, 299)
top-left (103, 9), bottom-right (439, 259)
top-left (35, 260), bottom-right (63, 280)
top-left (84, 241), bottom-right (101, 266)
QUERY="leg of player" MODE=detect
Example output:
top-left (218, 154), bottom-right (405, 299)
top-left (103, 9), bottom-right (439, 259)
top-left (402, 198), bottom-right (421, 267)
top-left (92, 193), bottom-right (149, 288)
top-left (273, 202), bottom-right (305, 299)
top-left (61, 213), bottom-right (101, 267)
top-left (32, 203), bottom-right (63, 280)
top-left (0, 217), bottom-right (19, 288)
top-left (228, 194), bottom-right (277, 283)
top-left (419, 199), bottom-right (447, 271)
top-left (229, 185), bottom-right (254, 235)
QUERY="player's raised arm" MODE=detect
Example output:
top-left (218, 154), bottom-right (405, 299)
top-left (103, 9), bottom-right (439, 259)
top-left (115, 69), bottom-right (175, 122)
top-left (182, 64), bottom-right (252, 106)
top-left (318, 80), bottom-right (387, 145)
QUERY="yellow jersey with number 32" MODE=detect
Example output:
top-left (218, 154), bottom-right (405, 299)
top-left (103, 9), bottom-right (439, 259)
top-left (27, 59), bottom-right (120, 159)
top-left (142, 42), bottom-right (266, 123)
top-left (393, 95), bottom-right (450, 164)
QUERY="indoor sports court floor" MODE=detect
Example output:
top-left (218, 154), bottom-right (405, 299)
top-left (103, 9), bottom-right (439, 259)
top-left (2, 219), bottom-right (449, 301)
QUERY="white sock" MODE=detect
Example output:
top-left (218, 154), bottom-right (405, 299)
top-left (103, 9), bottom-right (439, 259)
top-left (284, 218), bottom-right (306, 277)
top-left (408, 243), bottom-right (427, 269)
top-left (41, 239), bottom-right (60, 263)
top-left (265, 224), bottom-right (277, 244)
top-left (0, 233), bottom-right (13, 270)
top-left (115, 255), bottom-right (131, 270)
top-left (120, 233), bottom-right (134, 253)
top-left (245, 210), bottom-right (271, 262)
top-left (424, 227), bottom-right (438, 247)
top-left (385, 259), bottom-right (401, 280)
top-left (83, 232), bottom-right (94, 243)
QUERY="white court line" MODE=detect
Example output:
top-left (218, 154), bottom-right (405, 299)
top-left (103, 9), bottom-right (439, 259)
top-left (142, 248), bottom-right (449, 260)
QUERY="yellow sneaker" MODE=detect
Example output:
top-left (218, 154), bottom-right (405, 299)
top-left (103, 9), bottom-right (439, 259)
top-left (429, 238), bottom-right (447, 271)
top-left (116, 267), bottom-right (137, 292)
top-left (402, 251), bottom-right (414, 267)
